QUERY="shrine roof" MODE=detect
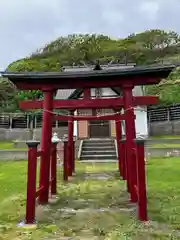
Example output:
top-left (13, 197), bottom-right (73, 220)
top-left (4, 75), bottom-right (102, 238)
top-left (2, 64), bottom-right (174, 80)
top-left (1, 64), bottom-right (175, 90)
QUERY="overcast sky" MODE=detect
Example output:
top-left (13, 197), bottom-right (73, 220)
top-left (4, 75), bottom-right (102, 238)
top-left (0, 0), bottom-right (179, 70)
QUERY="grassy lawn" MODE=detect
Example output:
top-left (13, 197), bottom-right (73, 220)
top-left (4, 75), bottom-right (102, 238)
top-left (150, 143), bottom-right (180, 148)
top-left (0, 141), bottom-right (27, 150)
top-left (1, 139), bottom-right (180, 151)
top-left (0, 141), bottom-right (17, 150)
top-left (1, 159), bottom-right (180, 239)
top-left (151, 135), bottom-right (180, 139)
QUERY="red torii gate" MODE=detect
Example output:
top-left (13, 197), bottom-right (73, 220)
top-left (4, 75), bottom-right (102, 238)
top-left (2, 64), bottom-right (174, 225)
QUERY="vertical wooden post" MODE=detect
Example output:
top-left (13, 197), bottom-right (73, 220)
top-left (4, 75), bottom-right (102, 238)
top-left (121, 139), bottom-right (130, 192)
top-left (34, 115), bottom-right (37, 129)
top-left (72, 137), bottom-right (75, 173)
top-left (83, 88), bottom-right (91, 99)
top-left (68, 117), bottom-right (74, 176)
top-left (50, 142), bottom-right (57, 195)
top-left (123, 85), bottom-right (138, 203)
top-left (63, 139), bottom-right (68, 181)
top-left (27, 115), bottom-right (29, 129)
top-left (120, 139), bottom-right (125, 180)
top-left (115, 116), bottom-right (122, 176)
top-left (25, 140), bottom-right (40, 224)
top-left (55, 120), bottom-right (58, 128)
top-left (39, 89), bottom-right (53, 204)
top-left (9, 114), bottom-right (12, 129)
top-left (136, 139), bottom-right (148, 221)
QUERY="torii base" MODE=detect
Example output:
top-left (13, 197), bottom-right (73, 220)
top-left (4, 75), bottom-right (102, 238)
top-left (17, 222), bottom-right (37, 229)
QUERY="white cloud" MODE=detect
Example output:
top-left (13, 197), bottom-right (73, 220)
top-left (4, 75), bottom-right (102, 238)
top-left (0, 0), bottom-right (179, 70)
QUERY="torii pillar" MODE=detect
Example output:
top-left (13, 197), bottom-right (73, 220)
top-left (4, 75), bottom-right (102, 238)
top-left (115, 114), bottom-right (122, 176)
top-left (38, 88), bottom-right (54, 204)
top-left (68, 112), bottom-right (74, 176)
top-left (123, 84), bottom-right (137, 203)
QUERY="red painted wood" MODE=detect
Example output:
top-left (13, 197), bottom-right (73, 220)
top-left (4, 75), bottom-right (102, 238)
top-left (68, 119), bottom-right (74, 177)
top-left (72, 140), bottom-right (75, 173)
top-left (50, 143), bottom-right (57, 195)
top-left (115, 120), bottom-right (122, 176)
top-left (132, 148), bottom-right (138, 203)
top-left (122, 141), bottom-right (130, 191)
top-left (8, 65), bottom-right (171, 224)
top-left (123, 86), bottom-right (138, 203)
top-left (19, 96), bottom-right (158, 110)
top-left (38, 90), bottom-right (54, 204)
top-left (136, 143), bottom-right (148, 221)
top-left (13, 76), bottom-right (162, 90)
top-left (25, 146), bottom-right (38, 224)
top-left (83, 88), bottom-right (91, 99)
top-left (63, 141), bottom-right (68, 181)
top-left (121, 143), bottom-right (126, 180)
top-left (35, 186), bottom-right (44, 198)
top-left (37, 150), bottom-right (42, 157)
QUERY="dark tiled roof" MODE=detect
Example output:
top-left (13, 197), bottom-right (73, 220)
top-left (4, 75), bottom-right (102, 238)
top-left (55, 64), bottom-right (135, 99)
top-left (1, 64), bottom-right (175, 80)
top-left (62, 63), bottom-right (136, 72)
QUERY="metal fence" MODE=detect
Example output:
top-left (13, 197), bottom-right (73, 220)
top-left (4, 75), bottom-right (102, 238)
top-left (0, 113), bottom-right (68, 129)
top-left (148, 105), bottom-right (180, 122)
top-left (1, 104), bottom-right (180, 129)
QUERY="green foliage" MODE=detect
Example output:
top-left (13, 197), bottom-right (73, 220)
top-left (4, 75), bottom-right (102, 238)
top-left (0, 78), bottom-right (16, 101)
top-left (6, 29), bottom-right (180, 107)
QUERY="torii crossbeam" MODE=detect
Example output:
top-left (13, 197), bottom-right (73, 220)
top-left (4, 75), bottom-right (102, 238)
top-left (19, 96), bottom-right (158, 110)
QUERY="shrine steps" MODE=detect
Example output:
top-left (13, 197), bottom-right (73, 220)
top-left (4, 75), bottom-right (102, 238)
top-left (80, 138), bottom-right (117, 162)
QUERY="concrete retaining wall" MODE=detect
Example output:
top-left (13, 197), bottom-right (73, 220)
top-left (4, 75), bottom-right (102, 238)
top-left (146, 148), bottom-right (180, 158)
top-left (0, 150), bottom-right (28, 160)
top-left (146, 139), bottom-right (180, 145)
top-left (149, 121), bottom-right (180, 136)
top-left (1, 139), bottom-right (81, 161)
top-left (0, 127), bottom-right (68, 141)
top-left (1, 147), bottom-right (180, 161)
top-left (1, 120), bottom-right (180, 141)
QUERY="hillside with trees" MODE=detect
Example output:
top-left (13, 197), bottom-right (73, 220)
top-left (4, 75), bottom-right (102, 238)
top-left (3, 29), bottom-right (180, 111)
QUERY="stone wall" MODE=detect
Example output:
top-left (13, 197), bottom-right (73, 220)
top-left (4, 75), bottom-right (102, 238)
top-left (0, 127), bottom-right (68, 141)
top-left (2, 120), bottom-right (180, 140)
top-left (149, 120), bottom-right (180, 136)
top-left (1, 146), bottom-right (180, 160)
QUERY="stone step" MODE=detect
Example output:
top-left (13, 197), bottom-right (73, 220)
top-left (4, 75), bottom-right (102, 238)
top-left (80, 155), bottom-right (117, 160)
top-left (83, 143), bottom-right (115, 147)
top-left (82, 150), bottom-right (116, 156)
top-left (84, 138), bottom-right (113, 141)
top-left (83, 140), bottom-right (114, 144)
top-left (80, 159), bottom-right (117, 162)
top-left (80, 139), bottom-right (117, 162)
top-left (82, 145), bottom-right (115, 150)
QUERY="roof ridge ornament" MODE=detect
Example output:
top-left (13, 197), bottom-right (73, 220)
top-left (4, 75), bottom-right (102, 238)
top-left (60, 60), bottom-right (137, 72)
top-left (93, 60), bottom-right (102, 70)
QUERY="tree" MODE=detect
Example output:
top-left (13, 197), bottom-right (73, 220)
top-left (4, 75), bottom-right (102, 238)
top-left (0, 78), bottom-right (16, 101)
top-left (5, 30), bottom-right (180, 108)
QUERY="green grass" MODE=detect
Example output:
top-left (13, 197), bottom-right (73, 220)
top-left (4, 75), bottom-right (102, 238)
top-left (150, 143), bottom-right (180, 148)
top-left (1, 160), bottom-right (180, 239)
top-left (0, 141), bottom-right (27, 150)
top-left (0, 141), bottom-right (16, 149)
top-left (151, 135), bottom-right (180, 139)
top-left (1, 139), bottom-right (180, 151)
